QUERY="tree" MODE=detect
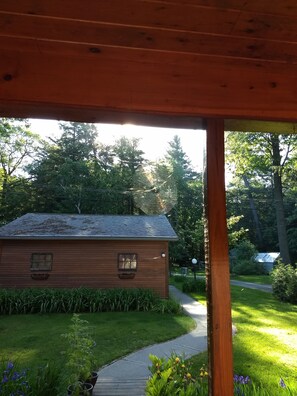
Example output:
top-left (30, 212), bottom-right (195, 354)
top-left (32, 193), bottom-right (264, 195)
top-left (226, 132), bottom-right (297, 264)
top-left (0, 118), bottom-right (40, 223)
top-left (113, 137), bottom-right (146, 214)
top-left (163, 136), bottom-right (204, 264)
top-left (29, 122), bottom-right (98, 214)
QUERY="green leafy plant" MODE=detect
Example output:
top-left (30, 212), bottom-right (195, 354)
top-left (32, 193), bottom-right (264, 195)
top-left (173, 275), bottom-right (187, 283)
top-left (60, 314), bottom-right (96, 395)
top-left (146, 355), bottom-right (296, 395)
top-left (28, 363), bottom-right (60, 396)
top-left (182, 278), bottom-right (206, 293)
top-left (146, 354), bottom-right (208, 395)
top-left (0, 287), bottom-right (181, 315)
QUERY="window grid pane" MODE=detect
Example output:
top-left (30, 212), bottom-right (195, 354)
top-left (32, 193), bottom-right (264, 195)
top-left (31, 253), bottom-right (52, 271)
top-left (118, 253), bottom-right (137, 271)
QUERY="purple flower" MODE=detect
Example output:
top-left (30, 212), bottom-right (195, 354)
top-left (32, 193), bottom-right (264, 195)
top-left (2, 374), bottom-right (8, 383)
top-left (234, 374), bottom-right (250, 385)
top-left (7, 361), bottom-right (14, 370)
top-left (279, 378), bottom-right (286, 388)
top-left (12, 371), bottom-right (21, 381)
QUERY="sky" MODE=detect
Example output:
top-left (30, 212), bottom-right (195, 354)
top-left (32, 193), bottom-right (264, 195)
top-left (29, 119), bottom-right (206, 172)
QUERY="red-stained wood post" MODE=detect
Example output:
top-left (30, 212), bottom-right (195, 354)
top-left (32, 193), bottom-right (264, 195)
top-left (204, 118), bottom-right (233, 395)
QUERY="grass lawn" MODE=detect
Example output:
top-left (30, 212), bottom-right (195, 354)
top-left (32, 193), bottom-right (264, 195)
top-left (230, 274), bottom-right (272, 285)
top-left (0, 311), bottom-right (195, 371)
top-left (183, 284), bottom-right (297, 393)
top-left (173, 272), bottom-right (273, 286)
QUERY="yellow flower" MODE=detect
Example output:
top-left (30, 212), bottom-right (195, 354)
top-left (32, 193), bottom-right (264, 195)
top-left (181, 364), bottom-right (186, 368)
top-left (186, 373), bottom-right (192, 379)
top-left (175, 357), bottom-right (180, 364)
top-left (200, 368), bottom-right (208, 377)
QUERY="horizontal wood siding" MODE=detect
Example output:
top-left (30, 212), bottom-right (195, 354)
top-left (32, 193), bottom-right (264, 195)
top-left (0, 240), bottom-right (169, 298)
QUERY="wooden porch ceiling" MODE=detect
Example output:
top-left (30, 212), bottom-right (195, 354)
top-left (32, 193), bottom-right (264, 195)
top-left (1, 1), bottom-right (297, 125)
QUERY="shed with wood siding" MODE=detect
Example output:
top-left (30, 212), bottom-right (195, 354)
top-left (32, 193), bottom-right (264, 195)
top-left (0, 213), bottom-right (177, 298)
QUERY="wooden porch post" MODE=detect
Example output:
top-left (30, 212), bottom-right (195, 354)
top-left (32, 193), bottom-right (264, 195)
top-left (204, 118), bottom-right (233, 395)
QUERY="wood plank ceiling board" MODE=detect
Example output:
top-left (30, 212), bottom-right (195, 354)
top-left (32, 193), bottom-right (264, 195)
top-left (1, 0), bottom-right (297, 123)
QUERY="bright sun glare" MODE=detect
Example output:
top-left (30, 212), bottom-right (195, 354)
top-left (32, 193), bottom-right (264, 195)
top-left (29, 119), bottom-right (206, 172)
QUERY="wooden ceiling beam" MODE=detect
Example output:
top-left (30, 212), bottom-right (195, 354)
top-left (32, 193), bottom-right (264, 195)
top-left (1, 39), bottom-right (297, 123)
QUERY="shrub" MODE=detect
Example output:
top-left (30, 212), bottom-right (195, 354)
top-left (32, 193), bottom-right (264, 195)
top-left (173, 275), bottom-right (187, 283)
top-left (271, 263), bottom-right (297, 304)
top-left (232, 260), bottom-right (265, 276)
top-left (0, 287), bottom-right (181, 315)
top-left (230, 240), bottom-right (265, 275)
top-left (182, 278), bottom-right (206, 293)
top-left (153, 298), bottom-right (182, 314)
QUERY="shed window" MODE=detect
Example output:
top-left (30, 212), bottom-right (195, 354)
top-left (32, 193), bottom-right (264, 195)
top-left (118, 253), bottom-right (137, 271)
top-left (31, 253), bottom-right (53, 271)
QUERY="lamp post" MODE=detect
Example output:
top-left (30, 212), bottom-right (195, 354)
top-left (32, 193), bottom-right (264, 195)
top-left (191, 258), bottom-right (198, 280)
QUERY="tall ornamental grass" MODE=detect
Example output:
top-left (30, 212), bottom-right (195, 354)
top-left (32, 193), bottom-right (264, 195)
top-left (0, 287), bottom-right (182, 315)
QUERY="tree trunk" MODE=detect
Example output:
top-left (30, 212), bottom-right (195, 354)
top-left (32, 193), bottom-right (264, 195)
top-left (270, 134), bottom-right (291, 264)
top-left (242, 174), bottom-right (263, 248)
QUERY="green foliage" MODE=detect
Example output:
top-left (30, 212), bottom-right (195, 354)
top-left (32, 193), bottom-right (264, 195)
top-left (0, 287), bottom-right (182, 315)
top-left (59, 314), bottom-right (96, 395)
top-left (271, 263), bottom-right (297, 304)
top-left (182, 279), bottom-right (206, 294)
top-left (28, 363), bottom-right (60, 396)
top-left (232, 260), bottom-right (266, 276)
top-left (0, 360), bottom-right (30, 395)
top-left (230, 239), bottom-right (265, 275)
top-left (173, 275), bottom-right (187, 283)
top-left (0, 118), bottom-right (40, 223)
top-left (226, 131), bottom-right (297, 264)
top-left (146, 354), bottom-right (208, 396)
top-left (227, 215), bottom-right (248, 249)
top-left (152, 298), bottom-right (182, 314)
top-left (164, 136), bottom-right (203, 263)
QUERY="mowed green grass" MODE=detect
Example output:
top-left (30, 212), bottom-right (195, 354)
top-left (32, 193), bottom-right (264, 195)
top-left (0, 311), bottom-right (195, 370)
top-left (230, 274), bottom-right (272, 285)
top-left (187, 285), bottom-right (297, 393)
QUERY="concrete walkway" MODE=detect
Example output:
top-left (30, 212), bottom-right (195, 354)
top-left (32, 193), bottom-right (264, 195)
top-left (93, 286), bottom-right (207, 396)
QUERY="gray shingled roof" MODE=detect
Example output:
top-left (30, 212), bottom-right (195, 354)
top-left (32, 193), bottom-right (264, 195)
top-left (0, 213), bottom-right (178, 241)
